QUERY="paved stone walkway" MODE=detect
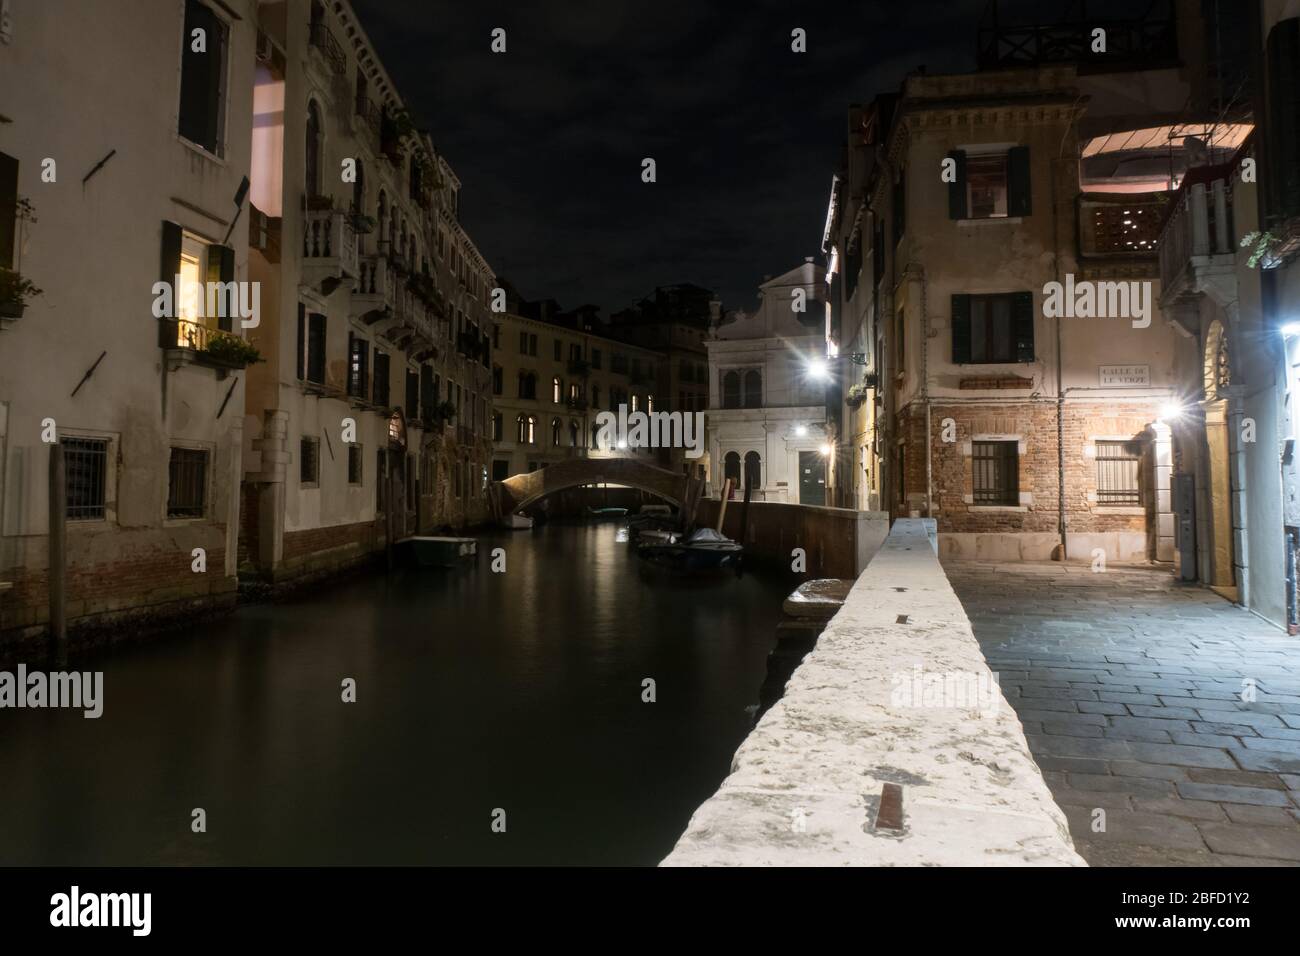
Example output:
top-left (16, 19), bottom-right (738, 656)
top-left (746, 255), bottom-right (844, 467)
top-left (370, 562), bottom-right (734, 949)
top-left (944, 560), bottom-right (1300, 866)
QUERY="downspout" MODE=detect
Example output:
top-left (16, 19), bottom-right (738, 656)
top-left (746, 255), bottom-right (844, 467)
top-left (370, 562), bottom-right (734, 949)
top-left (1052, 107), bottom-right (1073, 561)
top-left (922, 264), bottom-right (932, 517)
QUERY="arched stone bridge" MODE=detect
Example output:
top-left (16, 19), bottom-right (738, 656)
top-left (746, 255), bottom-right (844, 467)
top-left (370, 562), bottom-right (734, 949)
top-left (494, 457), bottom-right (691, 515)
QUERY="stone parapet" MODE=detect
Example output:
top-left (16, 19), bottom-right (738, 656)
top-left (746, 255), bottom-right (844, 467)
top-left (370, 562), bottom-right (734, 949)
top-left (661, 518), bottom-right (1084, 866)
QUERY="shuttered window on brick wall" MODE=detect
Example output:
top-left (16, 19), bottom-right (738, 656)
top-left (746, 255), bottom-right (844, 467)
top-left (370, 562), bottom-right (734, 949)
top-left (1096, 440), bottom-right (1143, 505)
top-left (973, 440), bottom-right (1019, 505)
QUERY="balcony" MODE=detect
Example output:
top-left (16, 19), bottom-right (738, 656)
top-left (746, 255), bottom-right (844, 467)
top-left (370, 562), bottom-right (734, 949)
top-left (976, 0), bottom-right (1177, 72)
top-left (302, 207), bottom-right (359, 293)
top-left (158, 318), bottom-right (261, 377)
top-left (355, 95), bottom-right (382, 142)
top-left (353, 255), bottom-right (393, 321)
top-left (307, 21), bottom-right (346, 76)
top-left (1157, 166), bottom-right (1237, 312)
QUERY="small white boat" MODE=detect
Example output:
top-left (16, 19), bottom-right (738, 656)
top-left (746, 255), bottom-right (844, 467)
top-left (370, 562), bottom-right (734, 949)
top-left (637, 529), bottom-right (680, 545)
top-left (501, 512), bottom-right (534, 530)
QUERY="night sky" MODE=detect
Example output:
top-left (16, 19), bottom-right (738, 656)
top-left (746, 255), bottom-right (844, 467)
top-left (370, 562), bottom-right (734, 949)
top-left (350, 0), bottom-right (992, 313)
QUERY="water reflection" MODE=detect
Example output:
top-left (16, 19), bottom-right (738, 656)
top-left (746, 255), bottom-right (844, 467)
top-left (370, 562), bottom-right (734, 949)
top-left (0, 523), bottom-right (792, 865)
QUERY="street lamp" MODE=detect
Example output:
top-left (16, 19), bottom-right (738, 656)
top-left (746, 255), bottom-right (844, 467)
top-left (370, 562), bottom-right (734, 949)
top-left (1158, 402), bottom-right (1183, 422)
top-left (794, 424), bottom-right (808, 437)
top-left (818, 443), bottom-right (832, 457)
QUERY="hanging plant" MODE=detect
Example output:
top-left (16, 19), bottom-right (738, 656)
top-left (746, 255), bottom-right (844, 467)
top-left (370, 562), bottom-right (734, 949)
top-left (0, 267), bottom-right (43, 316)
top-left (1240, 230), bottom-right (1282, 269)
top-left (203, 335), bottom-right (263, 367)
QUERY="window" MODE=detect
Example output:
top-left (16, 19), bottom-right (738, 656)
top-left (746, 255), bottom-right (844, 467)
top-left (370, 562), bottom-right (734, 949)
top-left (178, 0), bottom-right (229, 156)
top-left (947, 147), bottom-right (1031, 220)
top-left (348, 445), bottom-right (363, 485)
top-left (376, 449), bottom-right (387, 511)
top-left (519, 330), bottom-right (529, 354)
top-left (64, 437), bottom-right (109, 521)
top-left (167, 447), bottom-right (208, 517)
top-left (592, 349), bottom-right (602, 370)
top-left (0, 152), bottom-right (17, 269)
top-left (304, 100), bottom-right (323, 198)
top-left (723, 451), bottom-right (741, 487)
top-left (554, 339), bottom-right (563, 361)
top-left (592, 385), bottom-right (600, 408)
top-left (951, 292), bottom-right (1034, 364)
top-left (493, 460), bottom-right (510, 481)
top-left (373, 352), bottom-right (390, 407)
top-left (492, 413), bottom-right (503, 441)
top-left (516, 414), bottom-right (535, 444)
top-left (405, 369), bottom-right (419, 418)
top-left (300, 436), bottom-right (320, 486)
top-left (743, 451), bottom-right (762, 490)
top-left (612, 353), bottom-right (628, 374)
top-left (420, 366), bottom-right (436, 422)
top-left (972, 441), bottom-right (1018, 505)
top-left (722, 370), bottom-right (740, 409)
top-left (1096, 440), bottom-right (1142, 505)
top-left (492, 365), bottom-right (503, 395)
top-left (570, 343), bottom-right (582, 362)
top-left (296, 308), bottom-right (327, 384)
top-left (518, 371), bottom-right (536, 400)
top-left (528, 334), bottom-right (538, 356)
top-left (569, 420), bottom-right (579, 447)
top-left (743, 369), bottom-right (762, 408)
top-left (551, 417), bottom-right (562, 446)
top-left (347, 333), bottom-right (369, 398)
top-left (630, 394), bottom-right (639, 413)
top-left (568, 382), bottom-right (580, 403)
top-left (552, 376), bottom-right (562, 404)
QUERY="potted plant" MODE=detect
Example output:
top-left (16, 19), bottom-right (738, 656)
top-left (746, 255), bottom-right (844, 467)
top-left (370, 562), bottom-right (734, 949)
top-left (845, 384), bottom-right (869, 408)
top-left (0, 267), bottom-right (42, 319)
top-left (202, 334), bottom-right (263, 367)
top-left (1240, 230), bottom-right (1282, 269)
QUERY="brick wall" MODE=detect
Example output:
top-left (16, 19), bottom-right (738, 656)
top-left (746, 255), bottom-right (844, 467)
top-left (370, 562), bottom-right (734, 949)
top-left (894, 399), bottom-right (1160, 539)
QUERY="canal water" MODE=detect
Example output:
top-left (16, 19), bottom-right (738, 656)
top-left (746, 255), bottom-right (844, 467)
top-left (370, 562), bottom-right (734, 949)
top-left (0, 523), bottom-right (793, 865)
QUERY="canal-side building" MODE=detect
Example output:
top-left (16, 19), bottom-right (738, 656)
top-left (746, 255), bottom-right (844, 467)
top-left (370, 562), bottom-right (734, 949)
top-left (0, 0), bottom-right (260, 640)
top-left (609, 284), bottom-right (713, 474)
top-left (490, 289), bottom-right (667, 478)
top-left (239, 0), bottom-right (496, 585)
top-left (827, 1), bottom-right (1259, 567)
top-left (1155, 4), bottom-right (1300, 630)
top-left (704, 261), bottom-right (830, 503)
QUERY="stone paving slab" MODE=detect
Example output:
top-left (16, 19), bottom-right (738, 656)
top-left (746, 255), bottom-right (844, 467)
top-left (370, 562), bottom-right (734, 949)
top-left (944, 559), bottom-right (1300, 866)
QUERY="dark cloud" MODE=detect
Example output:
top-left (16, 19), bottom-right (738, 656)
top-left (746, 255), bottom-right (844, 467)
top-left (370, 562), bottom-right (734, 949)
top-left (350, 0), bottom-right (985, 311)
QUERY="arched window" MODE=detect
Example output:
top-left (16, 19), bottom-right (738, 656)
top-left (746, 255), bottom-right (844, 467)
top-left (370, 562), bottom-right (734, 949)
top-left (305, 100), bottom-right (323, 198)
top-left (551, 417), bottom-right (562, 446)
top-left (569, 420), bottom-right (579, 446)
top-left (744, 451), bottom-right (762, 490)
top-left (743, 370), bottom-right (762, 408)
top-left (646, 394), bottom-right (654, 413)
top-left (631, 394), bottom-right (640, 413)
top-left (552, 376), bottom-right (562, 404)
top-left (591, 423), bottom-right (600, 450)
top-left (516, 413), bottom-right (527, 443)
top-left (722, 371), bottom-right (741, 408)
top-left (723, 451), bottom-right (741, 488)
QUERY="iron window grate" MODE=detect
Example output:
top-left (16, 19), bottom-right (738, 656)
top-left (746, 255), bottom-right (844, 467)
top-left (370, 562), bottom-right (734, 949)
top-left (64, 437), bottom-right (108, 520)
top-left (301, 437), bottom-right (319, 485)
top-left (1096, 440), bottom-right (1142, 505)
top-left (167, 447), bottom-right (208, 518)
top-left (972, 440), bottom-right (1018, 505)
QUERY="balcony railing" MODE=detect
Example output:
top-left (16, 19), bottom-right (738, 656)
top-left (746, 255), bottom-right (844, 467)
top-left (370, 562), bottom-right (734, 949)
top-left (303, 208), bottom-right (359, 278)
top-left (158, 318), bottom-right (255, 369)
top-left (308, 21), bottom-right (346, 76)
top-left (355, 95), bottom-right (381, 139)
top-left (977, 1), bottom-right (1177, 70)
top-left (1157, 166), bottom-right (1236, 298)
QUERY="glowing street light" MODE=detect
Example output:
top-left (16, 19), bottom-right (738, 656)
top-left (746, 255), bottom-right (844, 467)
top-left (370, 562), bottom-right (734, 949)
top-left (818, 443), bottom-right (832, 457)
top-left (794, 424), bottom-right (808, 437)
top-left (806, 357), bottom-right (829, 381)
top-left (1158, 402), bottom-right (1183, 422)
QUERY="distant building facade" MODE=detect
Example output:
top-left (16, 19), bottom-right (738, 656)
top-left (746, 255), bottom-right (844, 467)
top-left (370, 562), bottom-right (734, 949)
top-left (490, 292), bottom-right (666, 478)
top-left (705, 262), bottom-right (830, 503)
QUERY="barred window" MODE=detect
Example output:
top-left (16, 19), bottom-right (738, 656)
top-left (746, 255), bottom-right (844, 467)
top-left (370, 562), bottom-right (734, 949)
top-left (167, 447), bottom-right (208, 518)
top-left (348, 445), bottom-right (363, 485)
top-left (1096, 440), bottom-right (1142, 505)
top-left (64, 437), bottom-right (109, 520)
top-left (301, 436), bottom-right (319, 485)
top-left (972, 440), bottom-right (1018, 505)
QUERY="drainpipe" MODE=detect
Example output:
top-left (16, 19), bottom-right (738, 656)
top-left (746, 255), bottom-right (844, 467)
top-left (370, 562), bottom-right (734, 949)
top-left (920, 264), bottom-right (933, 517)
top-left (1052, 120), bottom-right (1068, 561)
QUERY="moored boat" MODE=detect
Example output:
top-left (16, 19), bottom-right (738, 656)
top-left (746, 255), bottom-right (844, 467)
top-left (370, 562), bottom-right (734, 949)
top-left (500, 512), bottom-right (534, 530)
top-left (585, 506), bottom-right (629, 520)
top-left (636, 527), bottom-right (742, 571)
top-left (405, 536), bottom-right (477, 568)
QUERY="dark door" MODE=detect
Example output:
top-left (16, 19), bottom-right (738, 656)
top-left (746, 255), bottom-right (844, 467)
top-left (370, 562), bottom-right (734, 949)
top-left (1173, 473), bottom-right (1196, 581)
top-left (799, 451), bottom-right (825, 506)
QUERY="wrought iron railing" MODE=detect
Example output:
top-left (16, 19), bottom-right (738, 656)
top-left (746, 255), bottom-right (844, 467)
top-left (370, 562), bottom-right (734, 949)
top-left (308, 21), bottom-right (346, 76)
